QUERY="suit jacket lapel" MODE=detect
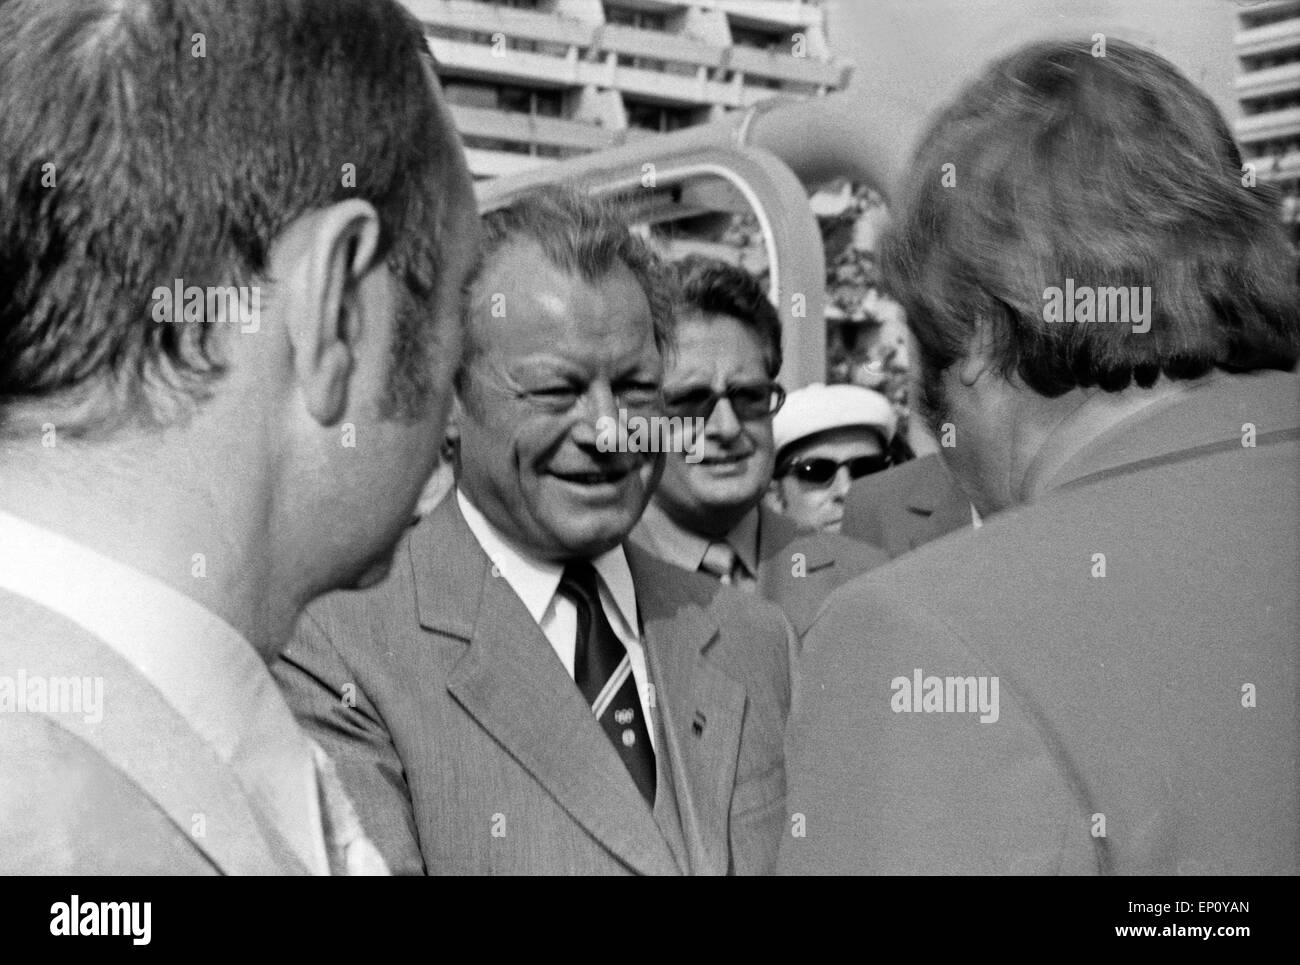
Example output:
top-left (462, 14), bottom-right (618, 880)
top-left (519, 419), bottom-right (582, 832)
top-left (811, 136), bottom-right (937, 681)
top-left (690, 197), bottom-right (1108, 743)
top-left (631, 547), bottom-right (747, 876)
top-left (419, 500), bottom-right (680, 876)
top-left (0, 589), bottom-right (296, 875)
top-left (756, 506), bottom-right (842, 633)
top-left (756, 505), bottom-right (835, 592)
top-left (906, 454), bottom-right (971, 545)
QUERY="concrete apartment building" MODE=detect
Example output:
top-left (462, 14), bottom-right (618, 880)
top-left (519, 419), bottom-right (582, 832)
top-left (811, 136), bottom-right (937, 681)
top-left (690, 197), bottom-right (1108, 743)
top-left (399, 0), bottom-right (852, 181)
top-left (1234, 0), bottom-right (1300, 247)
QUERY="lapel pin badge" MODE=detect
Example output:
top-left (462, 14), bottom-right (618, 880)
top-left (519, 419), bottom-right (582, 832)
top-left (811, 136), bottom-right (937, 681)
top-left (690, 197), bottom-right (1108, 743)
top-left (692, 710), bottom-right (706, 736)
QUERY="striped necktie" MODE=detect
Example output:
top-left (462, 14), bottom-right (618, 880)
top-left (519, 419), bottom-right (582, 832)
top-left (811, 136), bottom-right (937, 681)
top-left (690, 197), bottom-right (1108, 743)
top-left (558, 562), bottom-right (656, 805)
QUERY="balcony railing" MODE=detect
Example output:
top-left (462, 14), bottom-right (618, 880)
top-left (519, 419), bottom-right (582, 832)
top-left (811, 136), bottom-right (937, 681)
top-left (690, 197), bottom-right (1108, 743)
top-left (725, 43), bottom-right (846, 88)
top-left (450, 104), bottom-right (617, 151)
top-left (1235, 59), bottom-right (1300, 101)
top-left (1236, 105), bottom-right (1300, 142)
top-left (410, 0), bottom-right (849, 96)
top-left (1234, 18), bottom-right (1300, 59)
top-left (406, 0), bottom-right (590, 48)
top-left (597, 22), bottom-right (724, 68)
top-left (429, 36), bottom-right (583, 84)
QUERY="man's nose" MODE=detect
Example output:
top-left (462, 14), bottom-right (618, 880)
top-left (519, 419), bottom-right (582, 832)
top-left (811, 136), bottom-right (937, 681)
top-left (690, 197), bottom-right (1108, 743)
top-left (570, 384), bottom-right (620, 447)
top-left (829, 465), bottom-right (854, 502)
top-left (705, 396), bottom-right (743, 441)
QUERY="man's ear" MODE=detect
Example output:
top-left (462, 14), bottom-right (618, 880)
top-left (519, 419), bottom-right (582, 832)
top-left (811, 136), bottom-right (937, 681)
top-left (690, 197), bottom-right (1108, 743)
top-left (957, 312), bottom-right (1000, 388)
top-left (281, 199), bottom-right (383, 426)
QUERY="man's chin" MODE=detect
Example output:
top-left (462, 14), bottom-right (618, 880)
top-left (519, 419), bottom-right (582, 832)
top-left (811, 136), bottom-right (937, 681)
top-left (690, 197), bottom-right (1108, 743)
top-left (678, 462), bottom-right (765, 500)
top-left (551, 516), bottom-right (637, 561)
top-left (691, 488), bottom-right (764, 523)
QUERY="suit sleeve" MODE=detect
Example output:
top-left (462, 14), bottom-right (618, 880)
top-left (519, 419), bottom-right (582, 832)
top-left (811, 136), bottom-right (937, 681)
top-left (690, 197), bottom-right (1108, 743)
top-left (274, 610), bottom-right (426, 875)
top-left (779, 578), bottom-right (1101, 875)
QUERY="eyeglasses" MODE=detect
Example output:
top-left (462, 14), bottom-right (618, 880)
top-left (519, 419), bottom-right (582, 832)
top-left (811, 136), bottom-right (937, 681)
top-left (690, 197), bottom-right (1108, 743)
top-left (662, 381), bottom-right (786, 421)
top-left (777, 454), bottom-right (891, 486)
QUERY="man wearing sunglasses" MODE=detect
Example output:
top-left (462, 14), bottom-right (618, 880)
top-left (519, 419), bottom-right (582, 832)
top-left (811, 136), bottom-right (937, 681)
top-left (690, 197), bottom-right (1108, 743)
top-left (767, 383), bottom-right (898, 535)
top-left (632, 258), bottom-right (888, 637)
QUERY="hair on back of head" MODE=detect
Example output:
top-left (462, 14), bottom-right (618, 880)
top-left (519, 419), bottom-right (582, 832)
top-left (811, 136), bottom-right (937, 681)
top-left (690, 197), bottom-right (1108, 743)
top-left (0, 0), bottom-right (458, 435)
top-left (670, 255), bottom-right (783, 379)
top-left (883, 37), bottom-right (1300, 407)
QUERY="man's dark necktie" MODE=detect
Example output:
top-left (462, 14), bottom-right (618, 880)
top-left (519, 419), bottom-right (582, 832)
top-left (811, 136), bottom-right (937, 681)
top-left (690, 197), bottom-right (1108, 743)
top-left (558, 562), bottom-right (656, 805)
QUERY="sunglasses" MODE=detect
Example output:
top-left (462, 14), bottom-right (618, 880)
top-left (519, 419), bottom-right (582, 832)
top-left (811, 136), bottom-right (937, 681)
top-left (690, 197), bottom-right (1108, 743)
top-left (662, 382), bottom-right (786, 422)
top-left (778, 454), bottom-right (891, 486)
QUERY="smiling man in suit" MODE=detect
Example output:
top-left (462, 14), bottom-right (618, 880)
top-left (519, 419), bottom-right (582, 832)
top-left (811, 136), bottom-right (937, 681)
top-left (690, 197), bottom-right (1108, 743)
top-left (276, 189), bottom-right (794, 875)
top-left (0, 0), bottom-right (479, 873)
top-left (781, 39), bottom-right (1300, 875)
top-left (630, 257), bottom-right (888, 637)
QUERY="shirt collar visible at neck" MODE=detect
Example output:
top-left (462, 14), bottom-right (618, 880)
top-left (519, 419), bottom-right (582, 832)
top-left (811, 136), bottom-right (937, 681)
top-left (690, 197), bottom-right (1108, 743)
top-left (634, 501), bottom-right (759, 580)
top-left (0, 508), bottom-right (328, 875)
top-left (726, 507), bottom-right (760, 579)
top-left (455, 490), bottom-right (640, 638)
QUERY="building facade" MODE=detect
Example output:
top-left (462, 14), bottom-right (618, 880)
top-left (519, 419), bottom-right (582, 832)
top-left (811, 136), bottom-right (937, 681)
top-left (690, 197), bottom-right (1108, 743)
top-left (400, 0), bottom-right (852, 181)
top-left (1234, 0), bottom-right (1300, 249)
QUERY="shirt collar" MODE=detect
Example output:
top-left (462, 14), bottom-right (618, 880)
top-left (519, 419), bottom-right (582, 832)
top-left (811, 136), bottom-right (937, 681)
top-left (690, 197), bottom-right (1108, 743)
top-left (0, 508), bottom-right (328, 875)
top-left (455, 490), bottom-right (640, 637)
top-left (634, 501), bottom-right (759, 579)
top-left (727, 507), bottom-right (760, 578)
top-left (633, 501), bottom-right (710, 571)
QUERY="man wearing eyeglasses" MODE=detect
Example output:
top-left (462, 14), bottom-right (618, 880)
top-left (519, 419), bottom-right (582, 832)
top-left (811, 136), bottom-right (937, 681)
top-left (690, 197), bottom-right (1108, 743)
top-left (632, 257), bottom-right (889, 636)
top-left (766, 383), bottom-right (898, 535)
top-left (275, 190), bottom-right (795, 875)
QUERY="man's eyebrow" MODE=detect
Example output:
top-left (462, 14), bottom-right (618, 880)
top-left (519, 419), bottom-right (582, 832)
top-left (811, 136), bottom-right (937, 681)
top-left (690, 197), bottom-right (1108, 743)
top-left (509, 356), bottom-right (584, 377)
top-left (662, 369), bottom-right (719, 387)
top-left (613, 363), bottom-right (661, 382)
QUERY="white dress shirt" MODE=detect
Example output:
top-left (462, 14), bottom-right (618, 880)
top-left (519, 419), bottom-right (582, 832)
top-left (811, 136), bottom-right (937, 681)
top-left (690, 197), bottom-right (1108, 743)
top-left (0, 509), bottom-right (331, 875)
top-left (456, 490), bottom-right (656, 749)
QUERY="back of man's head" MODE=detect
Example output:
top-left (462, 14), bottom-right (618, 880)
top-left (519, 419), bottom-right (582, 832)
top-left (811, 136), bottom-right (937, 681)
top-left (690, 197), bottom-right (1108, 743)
top-left (0, 0), bottom-right (480, 649)
top-left (883, 38), bottom-right (1300, 422)
top-left (0, 0), bottom-right (457, 434)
